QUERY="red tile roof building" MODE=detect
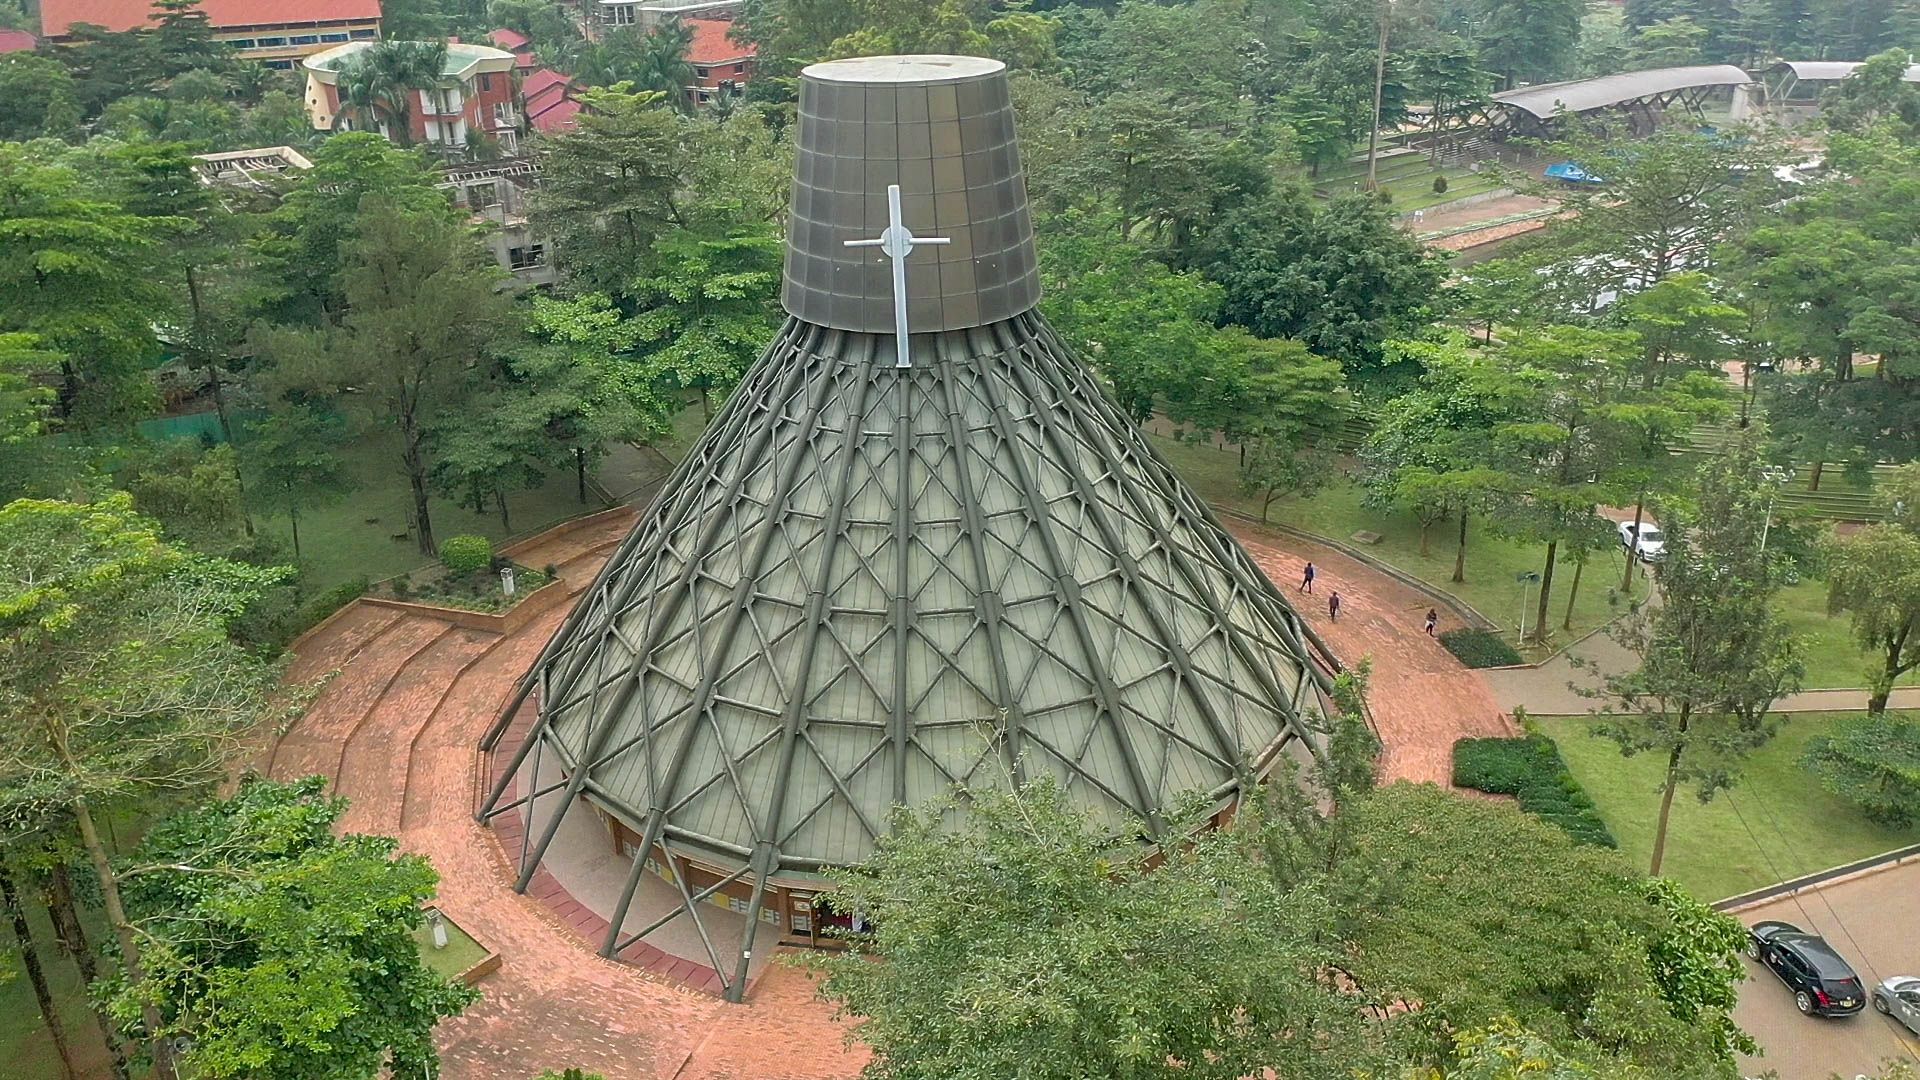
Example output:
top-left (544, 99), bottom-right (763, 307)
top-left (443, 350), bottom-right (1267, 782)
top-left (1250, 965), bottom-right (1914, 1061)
top-left (302, 40), bottom-right (522, 152)
top-left (683, 15), bottom-right (751, 106)
top-left (519, 66), bottom-right (582, 133)
top-left (0, 27), bottom-right (38, 52)
top-left (37, 0), bottom-right (380, 67)
top-left (487, 26), bottom-right (538, 70)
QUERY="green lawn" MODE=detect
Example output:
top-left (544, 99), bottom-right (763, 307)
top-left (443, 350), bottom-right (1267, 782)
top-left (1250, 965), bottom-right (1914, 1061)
top-left (252, 432), bottom-right (614, 594)
top-left (1146, 432), bottom-right (1898, 682)
top-left (251, 403), bottom-right (713, 595)
top-left (1777, 578), bottom-right (1916, 690)
top-left (0, 892), bottom-right (118, 1080)
top-left (1536, 712), bottom-right (1920, 902)
top-left (1146, 432), bottom-right (1647, 652)
top-left (413, 914), bottom-right (489, 982)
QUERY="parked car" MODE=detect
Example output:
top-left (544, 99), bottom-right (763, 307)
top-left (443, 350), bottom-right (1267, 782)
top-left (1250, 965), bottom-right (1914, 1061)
top-left (1618, 520), bottom-right (1666, 562)
top-left (1872, 976), bottom-right (1920, 1034)
top-left (1746, 921), bottom-right (1867, 1016)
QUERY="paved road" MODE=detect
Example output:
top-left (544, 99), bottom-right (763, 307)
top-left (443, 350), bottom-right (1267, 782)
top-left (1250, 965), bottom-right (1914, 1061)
top-left (1732, 863), bottom-right (1920, 1080)
top-left (1482, 636), bottom-right (1920, 717)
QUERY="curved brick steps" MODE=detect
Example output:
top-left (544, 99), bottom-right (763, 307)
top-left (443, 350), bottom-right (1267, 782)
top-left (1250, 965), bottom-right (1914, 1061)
top-left (396, 600), bottom-right (575, 833)
top-left (276, 512), bottom-right (870, 1080)
top-left (334, 626), bottom-right (498, 835)
top-left (552, 538), bottom-right (621, 588)
top-left (287, 604), bottom-right (406, 684)
top-left (268, 616), bottom-right (451, 783)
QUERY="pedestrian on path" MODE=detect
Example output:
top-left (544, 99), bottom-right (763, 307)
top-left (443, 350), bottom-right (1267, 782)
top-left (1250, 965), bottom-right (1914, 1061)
top-left (1424, 608), bottom-right (1438, 636)
top-left (1300, 562), bottom-right (1315, 594)
top-left (1328, 590), bottom-right (1341, 621)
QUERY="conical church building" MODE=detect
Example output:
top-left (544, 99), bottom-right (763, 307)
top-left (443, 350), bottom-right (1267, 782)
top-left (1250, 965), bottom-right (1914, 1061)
top-left (480, 55), bottom-right (1337, 1001)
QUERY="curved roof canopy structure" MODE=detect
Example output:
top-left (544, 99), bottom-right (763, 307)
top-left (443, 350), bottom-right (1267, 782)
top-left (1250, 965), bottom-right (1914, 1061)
top-left (1764, 60), bottom-right (1920, 83)
top-left (481, 53), bottom-right (1331, 1001)
top-left (1491, 64), bottom-right (1754, 119)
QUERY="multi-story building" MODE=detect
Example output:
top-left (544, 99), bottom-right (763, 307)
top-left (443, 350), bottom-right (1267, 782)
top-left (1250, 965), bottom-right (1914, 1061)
top-left (37, 0), bottom-right (380, 69)
top-left (684, 14), bottom-right (751, 106)
top-left (589, 1), bottom-right (752, 107)
top-left (439, 159), bottom-right (559, 288)
top-left (302, 40), bottom-right (522, 153)
top-left (596, 0), bottom-right (737, 31)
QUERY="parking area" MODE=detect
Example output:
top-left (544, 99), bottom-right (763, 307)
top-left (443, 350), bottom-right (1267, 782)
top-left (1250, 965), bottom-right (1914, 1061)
top-left (1734, 861), bottom-right (1920, 1079)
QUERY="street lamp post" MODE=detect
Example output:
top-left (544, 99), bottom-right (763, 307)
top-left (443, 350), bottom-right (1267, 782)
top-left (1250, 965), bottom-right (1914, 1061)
top-left (1515, 570), bottom-right (1541, 643)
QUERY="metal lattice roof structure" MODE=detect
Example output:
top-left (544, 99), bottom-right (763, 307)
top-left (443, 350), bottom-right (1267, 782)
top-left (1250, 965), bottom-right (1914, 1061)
top-left (479, 54), bottom-right (1331, 1001)
top-left (1490, 64), bottom-right (1754, 119)
top-left (1764, 60), bottom-right (1920, 83)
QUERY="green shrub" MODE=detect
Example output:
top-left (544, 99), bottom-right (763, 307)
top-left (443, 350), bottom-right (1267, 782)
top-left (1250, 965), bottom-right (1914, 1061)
top-left (391, 576), bottom-right (411, 599)
top-left (1437, 627), bottom-right (1523, 668)
top-left (1803, 713), bottom-right (1920, 828)
top-left (1453, 735), bottom-right (1617, 847)
top-left (234, 577), bottom-right (370, 656)
top-left (438, 534), bottom-right (493, 575)
top-left (1432, 174), bottom-right (1449, 194)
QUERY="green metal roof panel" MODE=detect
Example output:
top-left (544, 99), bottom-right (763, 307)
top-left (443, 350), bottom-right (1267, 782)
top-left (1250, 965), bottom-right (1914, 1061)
top-left (524, 312), bottom-right (1328, 871)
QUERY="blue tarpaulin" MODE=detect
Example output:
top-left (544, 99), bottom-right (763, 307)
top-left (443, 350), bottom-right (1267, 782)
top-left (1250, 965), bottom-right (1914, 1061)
top-left (1544, 161), bottom-right (1605, 184)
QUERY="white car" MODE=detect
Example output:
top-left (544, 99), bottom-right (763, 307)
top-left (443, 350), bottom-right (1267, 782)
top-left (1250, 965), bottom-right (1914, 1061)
top-left (1618, 521), bottom-right (1666, 562)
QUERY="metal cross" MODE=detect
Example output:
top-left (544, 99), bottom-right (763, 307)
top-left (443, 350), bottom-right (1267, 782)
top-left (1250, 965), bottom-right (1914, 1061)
top-left (845, 184), bottom-right (950, 369)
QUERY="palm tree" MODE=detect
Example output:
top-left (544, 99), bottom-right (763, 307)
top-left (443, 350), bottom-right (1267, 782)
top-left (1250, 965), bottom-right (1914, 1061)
top-left (576, 21), bottom-right (694, 110)
top-left (635, 19), bottom-right (695, 112)
top-left (333, 39), bottom-right (448, 146)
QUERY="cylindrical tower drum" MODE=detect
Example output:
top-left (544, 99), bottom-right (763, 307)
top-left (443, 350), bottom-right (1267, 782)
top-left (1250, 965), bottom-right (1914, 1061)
top-left (782, 54), bottom-right (1042, 333)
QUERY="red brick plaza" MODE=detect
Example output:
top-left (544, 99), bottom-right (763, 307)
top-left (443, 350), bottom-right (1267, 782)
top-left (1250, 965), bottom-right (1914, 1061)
top-left (266, 510), bottom-right (1511, 1080)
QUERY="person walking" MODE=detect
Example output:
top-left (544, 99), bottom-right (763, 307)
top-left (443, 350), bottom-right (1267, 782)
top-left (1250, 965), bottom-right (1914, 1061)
top-left (1328, 590), bottom-right (1341, 621)
top-left (1424, 608), bottom-right (1438, 636)
top-left (1299, 562), bottom-right (1315, 594)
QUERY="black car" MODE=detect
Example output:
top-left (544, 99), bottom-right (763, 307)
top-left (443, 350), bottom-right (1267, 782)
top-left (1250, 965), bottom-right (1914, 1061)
top-left (1746, 920), bottom-right (1867, 1017)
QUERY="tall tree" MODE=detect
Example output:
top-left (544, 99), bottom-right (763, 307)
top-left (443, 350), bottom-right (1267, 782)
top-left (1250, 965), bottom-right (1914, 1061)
top-left (1477, 324), bottom-right (1720, 642)
top-left (243, 406), bottom-right (354, 562)
top-left (814, 777), bottom-right (1397, 1079)
top-left (1471, 0), bottom-right (1585, 87)
top-left (116, 776), bottom-right (478, 1080)
top-left (249, 133), bottom-right (447, 323)
top-left (1359, 334), bottom-right (1521, 577)
top-left (1518, 128), bottom-right (1778, 317)
top-left (261, 196), bottom-right (508, 553)
top-left (1037, 216), bottom-right (1227, 423)
top-left (1626, 15), bottom-right (1709, 67)
top-left (1, 853), bottom-right (79, 1080)
top-left (576, 22), bottom-right (698, 106)
top-left (0, 53), bottom-right (83, 140)
top-left (1406, 35), bottom-right (1490, 163)
top-left (1196, 189), bottom-right (1448, 383)
top-left (627, 224), bottom-right (783, 418)
top-left (1823, 464), bottom-right (1920, 714)
top-left (1205, 332), bottom-right (1347, 522)
top-left (0, 145), bottom-right (165, 436)
top-left (0, 495), bottom-right (294, 1076)
top-left (532, 87), bottom-right (689, 300)
top-left (1591, 431), bottom-right (1806, 875)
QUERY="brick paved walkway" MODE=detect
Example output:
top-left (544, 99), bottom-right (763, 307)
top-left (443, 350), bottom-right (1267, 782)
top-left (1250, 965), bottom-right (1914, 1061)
top-left (265, 511), bottom-right (1508, 1079)
top-left (272, 507), bottom-right (867, 1080)
top-left (1231, 527), bottom-right (1519, 785)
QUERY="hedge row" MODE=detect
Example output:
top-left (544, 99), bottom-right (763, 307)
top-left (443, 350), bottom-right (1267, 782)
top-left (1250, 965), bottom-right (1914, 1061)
top-left (1452, 735), bottom-right (1617, 848)
top-left (1437, 627), bottom-right (1523, 668)
top-left (232, 577), bottom-right (370, 657)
